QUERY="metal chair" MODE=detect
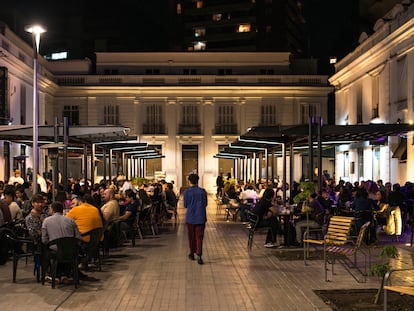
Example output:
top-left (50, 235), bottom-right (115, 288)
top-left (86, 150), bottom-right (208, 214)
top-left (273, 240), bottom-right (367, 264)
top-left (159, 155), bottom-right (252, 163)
top-left (5, 233), bottom-right (41, 283)
top-left (246, 210), bottom-right (272, 251)
top-left (81, 227), bottom-right (103, 271)
top-left (41, 237), bottom-right (81, 289)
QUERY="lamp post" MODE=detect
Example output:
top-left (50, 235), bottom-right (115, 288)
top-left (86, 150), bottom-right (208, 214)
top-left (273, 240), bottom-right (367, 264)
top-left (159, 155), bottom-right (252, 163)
top-left (25, 24), bottom-right (46, 195)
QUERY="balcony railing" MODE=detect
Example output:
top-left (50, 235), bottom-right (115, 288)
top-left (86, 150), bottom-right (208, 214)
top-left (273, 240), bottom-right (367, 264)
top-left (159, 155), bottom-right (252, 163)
top-left (214, 124), bottom-right (238, 135)
top-left (55, 74), bottom-right (330, 87)
top-left (142, 124), bottom-right (166, 135)
top-left (178, 124), bottom-right (201, 135)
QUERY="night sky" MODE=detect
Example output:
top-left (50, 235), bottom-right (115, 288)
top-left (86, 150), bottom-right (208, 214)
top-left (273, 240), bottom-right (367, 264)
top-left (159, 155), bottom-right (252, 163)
top-left (0, 1), bottom-right (390, 74)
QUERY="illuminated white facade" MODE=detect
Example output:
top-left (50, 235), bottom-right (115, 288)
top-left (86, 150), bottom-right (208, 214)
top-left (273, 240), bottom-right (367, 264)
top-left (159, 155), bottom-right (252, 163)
top-left (329, 2), bottom-right (414, 184)
top-left (0, 22), bottom-right (333, 192)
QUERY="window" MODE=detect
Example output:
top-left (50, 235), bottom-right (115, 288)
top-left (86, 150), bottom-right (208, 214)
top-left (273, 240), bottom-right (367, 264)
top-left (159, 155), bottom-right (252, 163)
top-left (183, 69), bottom-right (197, 75)
top-left (145, 69), bottom-right (160, 75)
top-left (261, 104), bottom-right (277, 126)
top-left (0, 67), bottom-right (8, 121)
top-left (103, 69), bottom-right (118, 75)
top-left (144, 104), bottom-right (164, 134)
top-left (237, 24), bottom-right (251, 33)
top-left (180, 104), bottom-right (200, 134)
top-left (260, 69), bottom-right (274, 75)
top-left (397, 56), bottom-right (407, 103)
top-left (63, 105), bottom-right (79, 125)
top-left (213, 13), bottom-right (222, 21)
top-left (20, 85), bottom-right (26, 124)
top-left (193, 41), bottom-right (206, 51)
top-left (371, 75), bottom-right (379, 119)
top-left (216, 105), bottom-right (237, 134)
top-left (103, 105), bottom-right (119, 125)
top-left (194, 27), bottom-right (206, 38)
top-left (218, 69), bottom-right (232, 75)
top-left (177, 3), bottom-right (181, 14)
top-left (356, 85), bottom-right (363, 123)
top-left (196, 0), bottom-right (203, 8)
top-left (344, 152), bottom-right (349, 177)
top-left (145, 145), bottom-right (162, 178)
top-left (300, 104), bottom-right (316, 124)
top-left (182, 104), bottom-right (199, 125)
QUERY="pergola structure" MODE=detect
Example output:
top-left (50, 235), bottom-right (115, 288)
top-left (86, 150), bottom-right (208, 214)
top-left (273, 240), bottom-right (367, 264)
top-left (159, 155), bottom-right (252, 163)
top-left (215, 122), bottom-right (414, 203)
top-left (0, 122), bottom-right (163, 188)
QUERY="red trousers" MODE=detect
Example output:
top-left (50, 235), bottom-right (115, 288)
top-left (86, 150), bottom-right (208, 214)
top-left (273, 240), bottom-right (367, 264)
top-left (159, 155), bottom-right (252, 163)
top-left (186, 223), bottom-right (205, 256)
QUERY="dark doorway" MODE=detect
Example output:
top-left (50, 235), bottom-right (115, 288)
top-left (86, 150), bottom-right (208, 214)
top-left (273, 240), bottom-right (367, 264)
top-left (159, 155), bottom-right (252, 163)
top-left (182, 145), bottom-right (198, 187)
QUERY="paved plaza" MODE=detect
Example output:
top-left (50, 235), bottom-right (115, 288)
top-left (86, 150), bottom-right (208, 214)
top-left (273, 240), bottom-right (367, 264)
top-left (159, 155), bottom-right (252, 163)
top-left (0, 194), bottom-right (413, 311)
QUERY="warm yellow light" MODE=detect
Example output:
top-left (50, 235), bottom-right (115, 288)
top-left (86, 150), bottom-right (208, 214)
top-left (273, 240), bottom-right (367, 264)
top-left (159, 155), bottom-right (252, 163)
top-left (409, 120), bottom-right (413, 125)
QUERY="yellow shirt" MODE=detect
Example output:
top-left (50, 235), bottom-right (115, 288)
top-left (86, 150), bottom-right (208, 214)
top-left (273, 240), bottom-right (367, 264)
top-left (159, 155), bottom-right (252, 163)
top-left (66, 202), bottom-right (103, 242)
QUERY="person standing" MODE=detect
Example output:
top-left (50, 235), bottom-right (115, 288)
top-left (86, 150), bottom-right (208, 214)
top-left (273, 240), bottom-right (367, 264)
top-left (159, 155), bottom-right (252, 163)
top-left (184, 174), bottom-right (207, 265)
top-left (216, 172), bottom-right (224, 198)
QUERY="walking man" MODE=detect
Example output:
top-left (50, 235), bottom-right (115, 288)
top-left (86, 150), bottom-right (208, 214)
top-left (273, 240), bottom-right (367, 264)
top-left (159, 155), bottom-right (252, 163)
top-left (184, 174), bottom-right (207, 265)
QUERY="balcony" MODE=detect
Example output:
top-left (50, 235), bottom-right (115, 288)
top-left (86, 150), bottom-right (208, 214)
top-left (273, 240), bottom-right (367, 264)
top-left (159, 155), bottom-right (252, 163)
top-left (142, 124), bottom-right (166, 135)
top-left (215, 124), bottom-right (238, 135)
top-left (178, 124), bottom-right (201, 135)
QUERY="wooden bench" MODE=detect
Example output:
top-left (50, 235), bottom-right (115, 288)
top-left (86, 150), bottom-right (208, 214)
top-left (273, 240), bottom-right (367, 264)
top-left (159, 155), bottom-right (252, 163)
top-left (324, 221), bottom-right (370, 283)
top-left (383, 268), bottom-right (414, 311)
top-left (303, 215), bottom-right (355, 281)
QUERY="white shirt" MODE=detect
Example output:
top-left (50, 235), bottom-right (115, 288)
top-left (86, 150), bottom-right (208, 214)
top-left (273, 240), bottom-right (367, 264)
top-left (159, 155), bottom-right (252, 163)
top-left (241, 188), bottom-right (258, 204)
top-left (37, 175), bottom-right (48, 193)
top-left (8, 176), bottom-right (24, 185)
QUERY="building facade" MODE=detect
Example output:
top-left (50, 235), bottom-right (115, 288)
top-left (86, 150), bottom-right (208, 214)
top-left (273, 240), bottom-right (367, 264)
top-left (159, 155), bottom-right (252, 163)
top-left (329, 1), bottom-right (414, 184)
top-left (0, 22), bottom-right (332, 192)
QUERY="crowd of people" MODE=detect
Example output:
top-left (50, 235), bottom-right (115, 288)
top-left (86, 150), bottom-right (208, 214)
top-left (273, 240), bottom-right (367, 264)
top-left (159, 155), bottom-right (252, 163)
top-left (0, 169), bottom-right (183, 280)
top-left (218, 174), bottom-right (414, 248)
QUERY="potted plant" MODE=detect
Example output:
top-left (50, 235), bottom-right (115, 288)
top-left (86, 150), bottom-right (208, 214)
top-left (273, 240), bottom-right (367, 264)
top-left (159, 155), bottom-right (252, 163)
top-left (369, 245), bottom-right (399, 304)
top-left (293, 181), bottom-right (315, 204)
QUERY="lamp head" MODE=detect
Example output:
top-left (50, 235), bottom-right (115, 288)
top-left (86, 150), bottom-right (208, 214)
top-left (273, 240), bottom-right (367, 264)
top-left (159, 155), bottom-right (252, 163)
top-left (24, 25), bottom-right (46, 35)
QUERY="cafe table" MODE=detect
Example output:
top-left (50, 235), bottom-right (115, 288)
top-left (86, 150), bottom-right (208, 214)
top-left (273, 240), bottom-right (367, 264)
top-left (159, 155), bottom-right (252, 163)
top-left (274, 204), bottom-right (298, 246)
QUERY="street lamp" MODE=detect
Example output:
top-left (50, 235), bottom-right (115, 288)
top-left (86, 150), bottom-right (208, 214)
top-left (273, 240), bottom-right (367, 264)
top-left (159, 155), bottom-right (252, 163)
top-left (25, 24), bottom-right (46, 195)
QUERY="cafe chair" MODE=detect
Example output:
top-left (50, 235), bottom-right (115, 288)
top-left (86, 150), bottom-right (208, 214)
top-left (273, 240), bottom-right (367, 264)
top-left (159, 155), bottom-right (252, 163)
top-left (5, 233), bottom-right (41, 283)
top-left (81, 227), bottom-right (103, 271)
top-left (246, 210), bottom-right (272, 251)
top-left (41, 237), bottom-right (81, 289)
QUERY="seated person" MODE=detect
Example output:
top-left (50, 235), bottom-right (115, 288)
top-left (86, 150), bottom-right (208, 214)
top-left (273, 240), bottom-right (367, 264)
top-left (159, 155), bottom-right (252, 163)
top-left (374, 190), bottom-right (389, 227)
top-left (162, 182), bottom-right (178, 218)
top-left (41, 201), bottom-right (83, 281)
top-left (65, 194), bottom-right (104, 243)
top-left (252, 188), bottom-right (280, 248)
top-left (115, 189), bottom-right (139, 241)
top-left (295, 193), bottom-right (325, 246)
top-left (239, 183), bottom-right (258, 222)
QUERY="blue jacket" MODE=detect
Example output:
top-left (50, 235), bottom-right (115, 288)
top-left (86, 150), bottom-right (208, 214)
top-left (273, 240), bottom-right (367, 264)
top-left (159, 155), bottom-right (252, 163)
top-left (184, 186), bottom-right (207, 224)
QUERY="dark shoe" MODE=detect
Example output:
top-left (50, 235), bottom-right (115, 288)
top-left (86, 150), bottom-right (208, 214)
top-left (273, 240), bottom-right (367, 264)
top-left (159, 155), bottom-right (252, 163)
top-left (197, 256), bottom-right (203, 265)
top-left (188, 253), bottom-right (195, 261)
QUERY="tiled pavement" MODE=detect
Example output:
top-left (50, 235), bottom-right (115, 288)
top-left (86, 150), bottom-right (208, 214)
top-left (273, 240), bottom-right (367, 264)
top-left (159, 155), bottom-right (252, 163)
top-left (0, 194), bottom-right (413, 311)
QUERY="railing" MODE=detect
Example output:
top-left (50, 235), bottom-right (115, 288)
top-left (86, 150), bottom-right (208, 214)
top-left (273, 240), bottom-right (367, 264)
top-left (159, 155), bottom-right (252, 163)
top-left (142, 124), bottom-right (166, 135)
top-left (214, 124), bottom-right (238, 135)
top-left (54, 74), bottom-right (330, 87)
top-left (178, 124), bottom-right (201, 135)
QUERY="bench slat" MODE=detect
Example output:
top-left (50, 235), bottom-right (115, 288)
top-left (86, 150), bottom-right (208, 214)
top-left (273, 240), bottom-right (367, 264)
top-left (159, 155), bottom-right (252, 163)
top-left (384, 286), bottom-right (414, 296)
